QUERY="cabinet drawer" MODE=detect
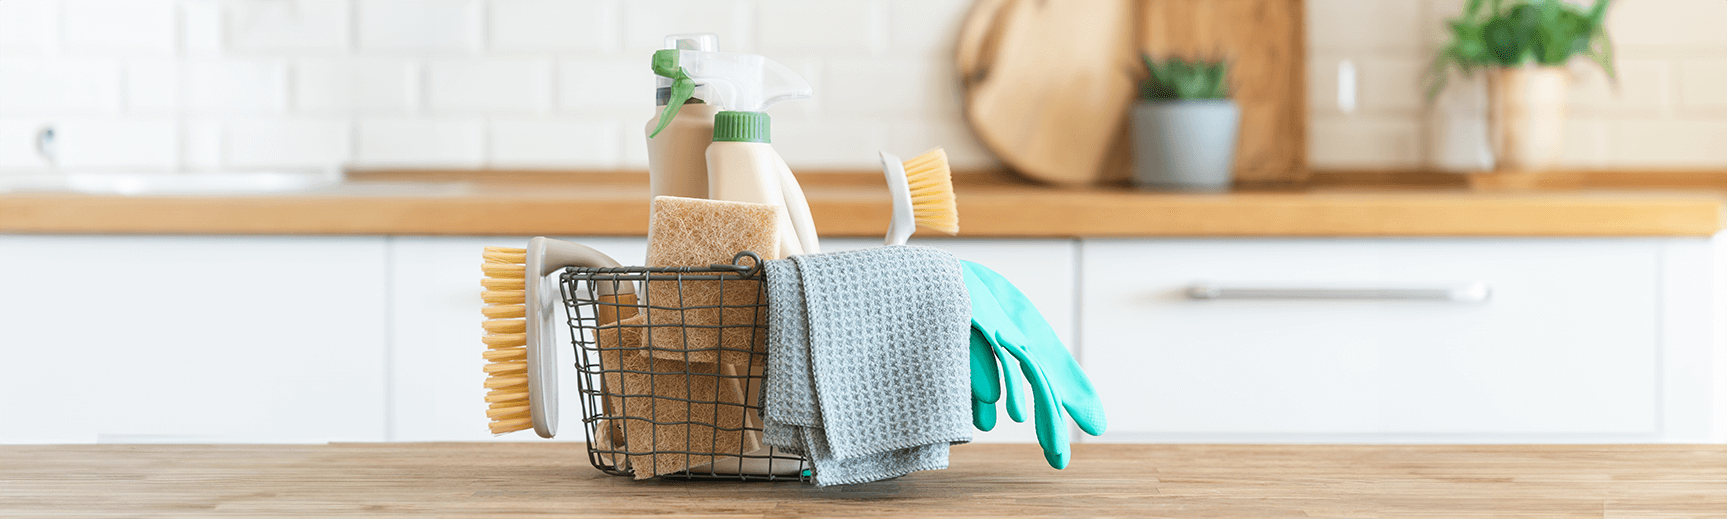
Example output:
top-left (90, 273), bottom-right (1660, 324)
top-left (0, 236), bottom-right (389, 444)
top-left (1080, 239), bottom-right (1660, 441)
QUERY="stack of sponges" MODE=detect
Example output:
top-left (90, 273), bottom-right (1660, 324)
top-left (596, 196), bottom-right (783, 479)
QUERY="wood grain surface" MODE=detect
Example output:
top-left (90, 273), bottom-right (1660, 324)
top-left (958, 0), bottom-right (1306, 186)
top-left (0, 171), bottom-right (1719, 237)
top-left (4, 443), bottom-right (1727, 517)
top-left (1138, 0), bottom-right (1307, 184)
top-left (958, 0), bottom-right (1140, 187)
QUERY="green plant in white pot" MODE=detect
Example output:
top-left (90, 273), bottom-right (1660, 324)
top-left (1131, 56), bottom-right (1238, 192)
top-left (1428, 0), bottom-right (1614, 173)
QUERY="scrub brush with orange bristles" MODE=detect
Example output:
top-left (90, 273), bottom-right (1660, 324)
top-left (481, 237), bottom-right (635, 437)
top-left (881, 147), bottom-right (958, 245)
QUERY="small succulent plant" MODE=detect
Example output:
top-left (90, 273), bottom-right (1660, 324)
top-left (1139, 56), bottom-right (1230, 101)
top-left (1427, 0), bottom-right (1615, 99)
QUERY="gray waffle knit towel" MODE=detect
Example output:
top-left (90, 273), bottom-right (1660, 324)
top-left (761, 245), bottom-right (973, 486)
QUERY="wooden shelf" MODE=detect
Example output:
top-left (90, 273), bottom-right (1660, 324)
top-left (0, 170), bottom-right (1719, 237)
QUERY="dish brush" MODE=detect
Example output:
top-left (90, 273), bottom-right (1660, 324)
top-left (881, 147), bottom-right (959, 245)
top-left (482, 237), bottom-right (636, 437)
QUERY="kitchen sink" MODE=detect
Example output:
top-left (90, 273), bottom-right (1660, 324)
top-left (0, 171), bottom-right (344, 196)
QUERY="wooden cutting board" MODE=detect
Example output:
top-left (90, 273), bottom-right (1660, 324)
top-left (958, 0), bottom-right (1308, 186)
top-left (958, 0), bottom-right (1139, 187)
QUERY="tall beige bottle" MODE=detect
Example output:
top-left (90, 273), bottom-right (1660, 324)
top-left (645, 33), bottom-right (721, 200)
top-left (644, 102), bottom-right (716, 199)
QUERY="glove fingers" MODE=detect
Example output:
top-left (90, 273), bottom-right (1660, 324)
top-left (968, 260), bottom-right (1104, 437)
top-left (996, 341), bottom-right (1029, 423)
top-left (1006, 342), bottom-right (1068, 469)
top-left (969, 328), bottom-right (1002, 403)
top-left (1064, 399), bottom-right (1106, 437)
top-left (972, 398), bottom-right (997, 431)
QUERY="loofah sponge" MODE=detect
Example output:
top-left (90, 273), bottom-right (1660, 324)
top-left (596, 314), bottom-right (761, 479)
top-left (641, 196), bottom-right (781, 367)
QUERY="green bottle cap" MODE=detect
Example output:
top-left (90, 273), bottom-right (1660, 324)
top-left (712, 111), bottom-right (769, 143)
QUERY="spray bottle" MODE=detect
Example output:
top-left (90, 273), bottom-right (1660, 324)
top-left (644, 34), bottom-right (720, 200)
top-left (650, 48), bottom-right (820, 257)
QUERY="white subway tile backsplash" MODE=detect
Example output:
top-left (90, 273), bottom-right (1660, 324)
top-left (1608, 0), bottom-right (1727, 49)
top-left (1616, 119), bottom-right (1727, 166)
top-left (886, 0), bottom-right (971, 58)
top-left (227, 119), bottom-right (351, 168)
top-left (490, 0), bottom-right (617, 52)
top-left (757, 0), bottom-right (883, 58)
top-left (558, 59), bottom-right (654, 114)
top-left (1309, 115), bottom-right (1423, 169)
top-left (1426, 110), bottom-right (1492, 172)
top-left (619, 119), bottom-right (648, 168)
top-left (1309, 55), bottom-right (1426, 115)
top-left (1569, 58), bottom-right (1673, 115)
top-left (1425, 74), bottom-right (1492, 172)
top-left (622, 0), bottom-right (754, 55)
top-left (357, 0), bottom-right (480, 52)
top-left (1422, 0), bottom-right (1469, 47)
top-left (182, 60), bottom-right (290, 113)
top-left (0, 59), bottom-right (121, 114)
top-left (1562, 118), bottom-right (1614, 168)
top-left (54, 118), bottom-right (178, 168)
top-left (426, 60), bottom-right (551, 113)
top-left (1, 0), bottom-right (1721, 173)
top-left (356, 118), bottom-right (483, 165)
top-left (0, 0), bottom-right (58, 55)
top-left (823, 59), bottom-right (946, 116)
top-left (61, 0), bottom-right (177, 54)
top-left (0, 119), bottom-right (51, 170)
top-left (885, 116), bottom-right (998, 170)
top-left (125, 60), bottom-right (181, 113)
top-left (1678, 59), bottom-right (1727, 110)
top-left (181, 0), bottom-right (225, 55)
top-left (296, 59), bottom-right (418, 113)
top-left (1306, 0), bottom-right (1422, 53)
top-left (490, 119), bottom-right (617, 167)
top-left (226, 0), bottom-right (351, 52)
top-left (182, 120), bottom-right (223, 170)
top-left (771, 117), bottom-right (885, 168)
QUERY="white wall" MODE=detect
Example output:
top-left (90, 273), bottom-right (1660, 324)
top-left (0, 0), bottom-right (996, 173)
top-left (2, 0), bottom-right (1722, 175)
top-left (1311, 0), bottom-right (1727, 170)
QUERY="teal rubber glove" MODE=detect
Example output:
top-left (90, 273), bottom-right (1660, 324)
top-left (962, 260), bottom-right (1106, 469)
top-left (970, 327), bottom-right (1028, 431)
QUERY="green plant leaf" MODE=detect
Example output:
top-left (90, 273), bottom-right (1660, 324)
top-left (1428, 0), bottom-right (1614, 98)
top-left (1137, 55), bottom-right (1229, 100)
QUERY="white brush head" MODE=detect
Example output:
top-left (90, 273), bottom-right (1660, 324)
top-left (524, 237), bottom-right (559, 438)
top-left (880, 150), bottom-right (914, 246)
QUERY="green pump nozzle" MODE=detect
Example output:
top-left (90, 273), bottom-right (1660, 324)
top-left (648, 49), bottom-right (812, 138)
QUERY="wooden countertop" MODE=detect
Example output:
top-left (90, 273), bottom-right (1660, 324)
top-left (4, 442), bottom-right (1725, 517)
top-left (0, 170), bottom-right (1722, 237)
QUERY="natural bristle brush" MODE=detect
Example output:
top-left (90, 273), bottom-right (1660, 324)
top-left (482, 237), bottom-right (636, 437)
top-left (881, 147), bottom-right (959, 245)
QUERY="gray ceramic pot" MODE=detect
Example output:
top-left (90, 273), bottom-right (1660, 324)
top-left (1130, 99), bottom-right (1240, 192)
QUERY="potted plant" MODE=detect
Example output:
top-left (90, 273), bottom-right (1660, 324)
top-left (1131, 56), bottom-right (1238, 192)
top-left (1428, 0), bottom-right (1614, 174)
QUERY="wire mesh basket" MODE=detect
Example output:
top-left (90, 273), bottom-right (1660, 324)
top-left (558, 251), bottom-right (809, 481)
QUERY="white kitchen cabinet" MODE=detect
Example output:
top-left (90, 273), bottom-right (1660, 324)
top-left (1079, 238), bottom-right (1715, 443)
top-left (387, 236), bottom-right (646, 442)
top-left (0, 236), bottom-right (389, 444)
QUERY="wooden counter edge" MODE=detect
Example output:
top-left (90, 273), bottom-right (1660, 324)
top-left (2, 190), bottom-right (1719, 237)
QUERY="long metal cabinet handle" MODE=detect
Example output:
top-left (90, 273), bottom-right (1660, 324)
top-left (1185, 283), bottom-right (1492, 302)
